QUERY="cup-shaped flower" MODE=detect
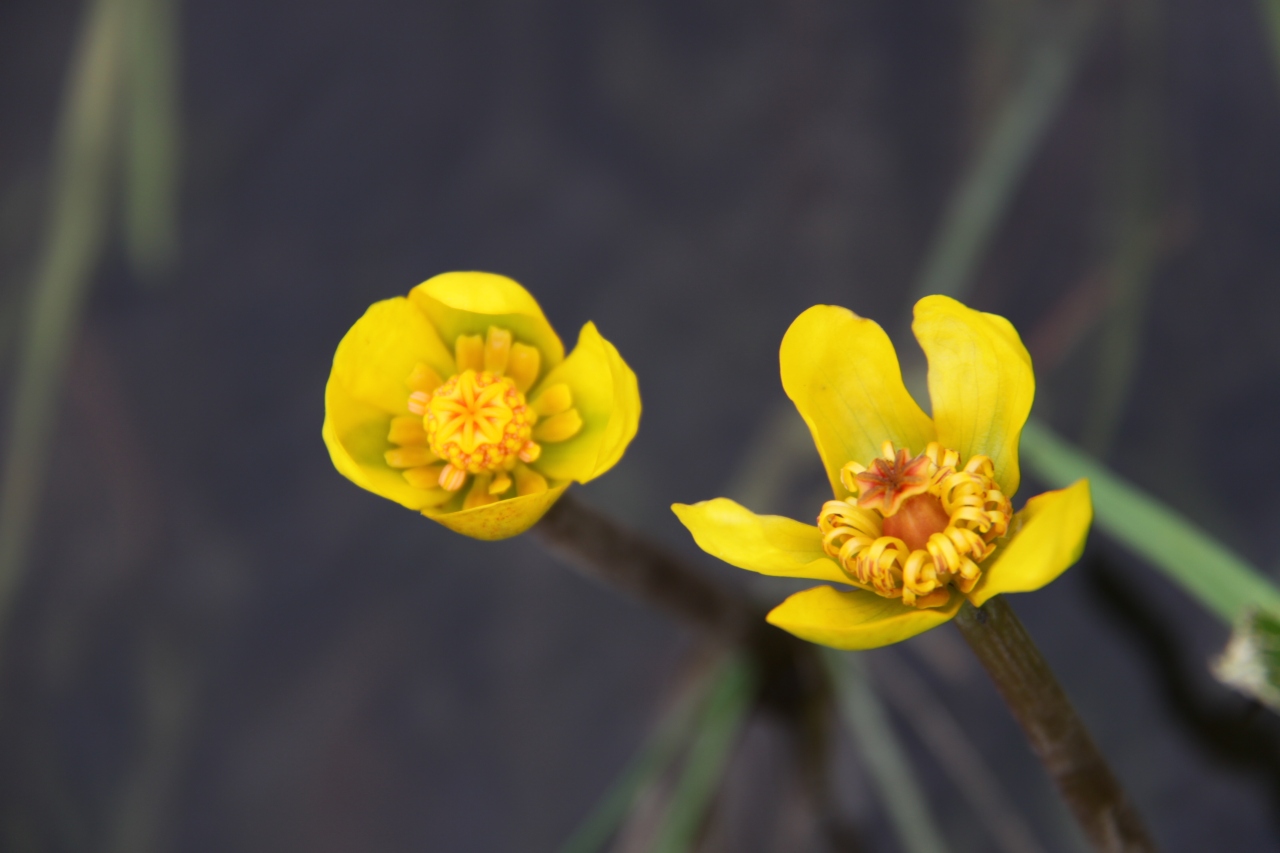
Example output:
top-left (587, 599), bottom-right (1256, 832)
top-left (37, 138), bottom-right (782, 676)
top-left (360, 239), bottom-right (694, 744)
top-left (324, 272), bottom-right (640, 540)
top-left (673, 296), bottom-right (1091, 649)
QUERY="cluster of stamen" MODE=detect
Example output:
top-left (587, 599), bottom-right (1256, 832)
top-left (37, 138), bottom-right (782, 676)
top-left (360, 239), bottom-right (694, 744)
top-left (818, 441), bottom-right (1013, 608)
top-left (381, 324), bottom-right (585, 509)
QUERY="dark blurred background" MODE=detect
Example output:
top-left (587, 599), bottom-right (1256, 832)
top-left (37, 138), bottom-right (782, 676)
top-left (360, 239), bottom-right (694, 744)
top-left (1, 0), bottom-right (1280, 850)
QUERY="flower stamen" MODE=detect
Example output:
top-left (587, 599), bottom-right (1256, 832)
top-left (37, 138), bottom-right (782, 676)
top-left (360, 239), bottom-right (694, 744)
top-left (385, 325), bottom-right (585, 501)
top-left (820, 441), bottom-right (1014, 609)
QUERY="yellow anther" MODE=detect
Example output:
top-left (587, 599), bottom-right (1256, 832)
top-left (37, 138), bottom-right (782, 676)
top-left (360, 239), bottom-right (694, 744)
top-left (408, 390), bottom-right (429, 415)
top-left (455, 334), bottom-right (484, 372)
top-left (507, 343), bottom-right (541, 392)
top-left (926, 532), bottom-right (960, 574)
top-left (518, 441), bottom-right (541, 463)
top-left (915, 589), bottom-right (952, 609)
top-left (439, 463), bottom-right (467, 491)
top-left (388, 415), bottom-right (428, 446)
top-left (839, 462), bottom-right (865, 493)
top-left (490, 472), bottom-right (513, 495)
top-left (515, 464), bottom-right (548, 496)
top-left (464, 475), bottom-right (499, 509)
top-left (485, 326), bottom-right (512, 375)
top-left (534, 409), bottom-right (583, 443)
top-left (881, 440), bottom-right (898, 460)
top-left (407, 362), bottom-right (443, 393)
top-left (532, 383), bottom-right (573, 417)
top-left (403, 464), bottom-right (446, 489)
top-left (385, 446), bottom-right (438, 468)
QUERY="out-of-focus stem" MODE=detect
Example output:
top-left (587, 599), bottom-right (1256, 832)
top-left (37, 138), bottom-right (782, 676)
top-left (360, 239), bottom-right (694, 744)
top-left (535, 492), bottom-right (753, 642)
top-left (954, 596), bottom-right (1157, 853)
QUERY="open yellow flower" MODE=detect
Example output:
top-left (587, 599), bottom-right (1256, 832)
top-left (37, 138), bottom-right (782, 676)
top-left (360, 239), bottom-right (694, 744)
top-left (673, 296), bottom-right (1091, 649)
top-left (324, 272), bottom-right (640, 540)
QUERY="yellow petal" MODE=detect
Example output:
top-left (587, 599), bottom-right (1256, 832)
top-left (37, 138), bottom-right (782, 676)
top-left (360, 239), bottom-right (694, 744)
top-left (766, 585), bottom-right (961, 650)
top-left (968, 479), bottom-right (1092, 607)
top-left (671, 498), bottom-right (851, 585)
top-left (423, 483), bottom-right (571, 540)
top-left (913, 295), bottom-right (1034, 498)
top-left (323, 298), bottom-right (456, 510)
top-left (531, 322), bottom-right (640, 483)
top-left (780, 306), bottom-right (935, 499)
top-left (322, 415), bottom-right (452, 511)
top-left (327, 297), bottom-right (454, 416)
top-left (409, 272), bottom-right (564, 379)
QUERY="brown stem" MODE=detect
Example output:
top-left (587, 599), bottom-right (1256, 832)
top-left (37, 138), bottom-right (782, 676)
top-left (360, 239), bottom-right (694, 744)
top-left (534, 492), bottom-right (755, 642)
top-left (954, 596), bottom-right (1157, 853)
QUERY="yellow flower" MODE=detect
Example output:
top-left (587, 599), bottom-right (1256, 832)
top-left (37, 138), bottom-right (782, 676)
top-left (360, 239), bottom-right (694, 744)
top-left (324, 272), bottom-right (641, 540)
top-left (673, 296), bottom-right (1091, 649)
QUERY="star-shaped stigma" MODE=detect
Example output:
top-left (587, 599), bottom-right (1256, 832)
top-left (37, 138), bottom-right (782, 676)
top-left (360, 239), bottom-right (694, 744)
top-left (431, 372), bottom-right (516, 453)
top-left (854, 447), bottom-right (934, 516)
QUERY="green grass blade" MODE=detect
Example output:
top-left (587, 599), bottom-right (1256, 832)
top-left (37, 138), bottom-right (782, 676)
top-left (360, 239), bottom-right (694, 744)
top-left (1020, 419), bottom-right (1280, 623)
top-left (123, 0), bottom-right (181, 276)
top-left (556, 658), bottom-right (733, 853)
top-left (913, 0), bottom-right (1095, 302)
top-left (824, 649), bottom-right (950, 853)
top-left (0, 0), bottom-right (127, 630)
top-left (648, 656), bottom-right (754, 853)
top-left (1259, 0), bottom-right (1280, 88)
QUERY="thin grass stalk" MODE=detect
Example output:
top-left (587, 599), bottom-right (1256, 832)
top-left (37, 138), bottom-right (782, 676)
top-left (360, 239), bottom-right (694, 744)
top-left (1081, 0), bottom-right (1164, 455)
top-left (824, 650), bottom-right (950, 853)
top-left (913, 0), bottom-right (1096, 302)
top-left (556, 655), bottom-right (730, 853)
top-left (0, 0), bottom-right (127, 635)
top-left (648, 656), bottom-right (755, 853)
top-left (122, 0), bottom-right (180, 276)
top-left (871, 649), bottom-right (1054, 853)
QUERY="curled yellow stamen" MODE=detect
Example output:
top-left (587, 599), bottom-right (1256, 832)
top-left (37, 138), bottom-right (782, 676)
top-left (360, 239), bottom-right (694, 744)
top-left (818, 440), bottom-right (1014, 609)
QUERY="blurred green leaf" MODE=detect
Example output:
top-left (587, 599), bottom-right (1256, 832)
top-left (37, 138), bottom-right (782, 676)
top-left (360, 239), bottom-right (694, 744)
top-left (1020, 419), bottom-right (1280, 623)
top-left (649, 656), bottom-right (754, 853)
top-left (557, 657), bottom-right (732, 853)
top-left (0, 0), bottom-right (128, 630)
top-left (1214, 609), bottom-right (1280, 711)
top-left (824, 649), bottom-right (950, 853)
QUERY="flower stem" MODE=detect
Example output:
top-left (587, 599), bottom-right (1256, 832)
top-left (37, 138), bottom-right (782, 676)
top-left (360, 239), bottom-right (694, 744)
top-left (535, 492), bottom-right (753, 641)
top-left (954, 596), bottom-right (1157, 852)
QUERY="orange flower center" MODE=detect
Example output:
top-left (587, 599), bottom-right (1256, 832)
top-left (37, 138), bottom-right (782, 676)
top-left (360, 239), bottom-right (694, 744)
top-left (881, 493), bottom-right (951, 552)
top-left (425, 370), bottom-right (534, 474)
top-left (818, 441), bottom-right (1014, 609)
